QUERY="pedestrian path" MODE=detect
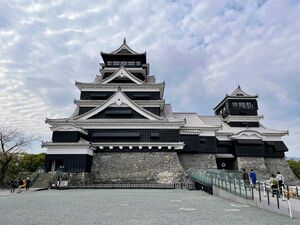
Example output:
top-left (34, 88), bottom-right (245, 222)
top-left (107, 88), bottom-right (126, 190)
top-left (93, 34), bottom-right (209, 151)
top-left (251, 186), bottom-right (300, 218)
top-left (0, 188), bottom-right (47, 197)
top-left (1, 189), bottom-right (299, 225)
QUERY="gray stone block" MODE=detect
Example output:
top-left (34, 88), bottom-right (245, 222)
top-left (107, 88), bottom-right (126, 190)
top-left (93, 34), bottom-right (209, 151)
top-left (178, 154), bottom-right (217, 170)
top-left (264, 158), bottom-right (300, 185)
top-left (91, 152), bottom-right (184, 183)
top-left (237, 157), bottom-right (269, 180)
top-left (237, 157), bottom-right (300, 185)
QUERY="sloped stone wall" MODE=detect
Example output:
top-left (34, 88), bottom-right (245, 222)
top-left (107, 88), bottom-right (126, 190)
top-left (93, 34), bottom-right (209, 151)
top-left (237, 157), bottom-right (300, 185)
top-left (237, 157), bottom-right (269, 180)
top-left (91, 152), bottom-right (184, 184)
top-left (264, 158), bottom-right (300, 185)
top-left (60, 172), bottom-right (92, 185)
top-left (178, 154), bottom-right (217, 170)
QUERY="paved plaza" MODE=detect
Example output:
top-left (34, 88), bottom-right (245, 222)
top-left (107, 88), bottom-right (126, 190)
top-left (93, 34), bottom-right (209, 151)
top-left (0, 189), bottom-right (299, 225)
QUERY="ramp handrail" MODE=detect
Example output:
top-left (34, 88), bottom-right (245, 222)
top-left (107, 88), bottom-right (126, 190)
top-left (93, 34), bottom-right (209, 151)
top-left (51, 166), bottom-right (64, 187)
top-left (188, 169), bottom-right (252, 199)
top-left (29, 166), bottom-right (45, 184)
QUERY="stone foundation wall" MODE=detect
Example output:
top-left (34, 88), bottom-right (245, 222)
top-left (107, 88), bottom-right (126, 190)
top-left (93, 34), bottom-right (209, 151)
top-left (237, 157), bottom-right (300, 185)
top-left (61, 172), bottom-right (92, 185)
top-left (264, 158), bottom-right (300, 185)
top-left (91, 152), bottom-right (184, 184)
top-left (236, 157), bottom-right (269, 180)
top-left (178, 154), bottom-right (217, 170)
top-left (59, 153), bottom-right (299, 185)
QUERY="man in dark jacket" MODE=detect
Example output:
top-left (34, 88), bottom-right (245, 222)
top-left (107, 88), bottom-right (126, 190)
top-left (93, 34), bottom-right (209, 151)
top-left (26, 177), bottom-right (30, 190)
top-left (10, 180), bottom-right (16, 193)
top-left (242, 169), bottom-right (250, 186)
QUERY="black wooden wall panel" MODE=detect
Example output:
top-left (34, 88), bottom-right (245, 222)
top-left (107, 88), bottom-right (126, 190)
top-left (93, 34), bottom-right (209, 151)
top-left (179, 135), bottom-right (217, 153)
top-left (216, 140), bottom-right (235, 154)
top-left (80, 91), bottom-right (160, 100)
top-left (45, 154), bottom-right (93, 172)
top-left (143, 107), bottom-right (160, 116)
top-left (86, 129), bottom-right (179, 142)
top-left (80, 91), bottom-right (114, 100)
top-left (89, 107), bottom-right (146, 119)
top-left (52, 131), bottom-right (80, 143)
top-left (228, 122), bottom-right (259, 127)
top-left (214, 140), bottom-right (287, 158)
top-left (79, 107), bottom-right (95, 115)
top-left (79, 107), bottom-right (160, 116)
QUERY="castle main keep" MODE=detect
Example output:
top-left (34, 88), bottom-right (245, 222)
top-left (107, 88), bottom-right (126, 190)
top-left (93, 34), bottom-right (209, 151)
top-left (43, 40), bottom-right (296, 183)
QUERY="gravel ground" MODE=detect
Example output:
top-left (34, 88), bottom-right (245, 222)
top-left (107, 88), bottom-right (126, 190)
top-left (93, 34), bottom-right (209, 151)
top-left (0, 189), bottom-right (299, 225)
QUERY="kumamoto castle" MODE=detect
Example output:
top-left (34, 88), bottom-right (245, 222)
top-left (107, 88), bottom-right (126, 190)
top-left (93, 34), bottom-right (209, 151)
top-left (42, 40), bottom-right (298, 184)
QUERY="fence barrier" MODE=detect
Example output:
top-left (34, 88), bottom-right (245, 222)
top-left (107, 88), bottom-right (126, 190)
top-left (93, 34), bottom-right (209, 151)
top-left (52, 182), bottom-right (195, 190)
top-left (188, 169), bottom-right (300, 218)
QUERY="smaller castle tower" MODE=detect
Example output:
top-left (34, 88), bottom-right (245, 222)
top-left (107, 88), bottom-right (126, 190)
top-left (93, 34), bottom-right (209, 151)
top-left (214, 85), bottom-right (262, 127)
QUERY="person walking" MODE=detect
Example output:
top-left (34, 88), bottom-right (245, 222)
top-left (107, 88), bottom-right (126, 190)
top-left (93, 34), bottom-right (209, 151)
top-left (269, 174), bottom-right (278, 197)
top-left (242, 169), bottom-right (250, 186)
top-left (17, 178), bottom-right (23, 193)
top-left (276, 171), bottom-right (284, 196)
top-left (25, 177), bottom-right (30, 190)
top-left (249, 169), bottom-right (257, 187)
top-left (10, 180), bottom-right (16, 193)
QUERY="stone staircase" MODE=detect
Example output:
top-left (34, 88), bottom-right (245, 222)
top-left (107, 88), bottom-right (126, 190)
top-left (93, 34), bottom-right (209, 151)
top-left (31, 173), bottom-right (54, 188)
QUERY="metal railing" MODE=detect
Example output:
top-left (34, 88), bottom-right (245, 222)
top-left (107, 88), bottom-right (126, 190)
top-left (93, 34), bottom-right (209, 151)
top-left (50, 166), bottom-right (64, 188)
top-left (29, 166), bottom-right (45, 184)
top-left (189, 169), bottom-right (252, 199)
top-left (189, 169), bottom-right (299, 218)
top-left (54, 182), bottom-right (194, 190)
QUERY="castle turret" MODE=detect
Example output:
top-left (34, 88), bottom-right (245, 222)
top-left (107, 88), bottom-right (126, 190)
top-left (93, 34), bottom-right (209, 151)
top-left (214, 85), bottom-right (262, 127)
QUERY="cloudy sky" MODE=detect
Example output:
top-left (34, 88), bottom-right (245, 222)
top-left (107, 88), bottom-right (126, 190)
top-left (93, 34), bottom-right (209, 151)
top-left (0, 0), bottom-right (300, 156)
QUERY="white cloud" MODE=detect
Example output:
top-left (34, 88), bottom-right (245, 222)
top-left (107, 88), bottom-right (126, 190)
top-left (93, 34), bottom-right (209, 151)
top-left (0, 0), bottom-right (299, 156)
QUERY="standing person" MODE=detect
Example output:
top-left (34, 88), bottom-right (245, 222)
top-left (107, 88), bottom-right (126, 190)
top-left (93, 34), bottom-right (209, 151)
top-left (25, 177), bottom-right (30, 190)
top-left (242, 169), bottom-right (250, 186)
top-left (10, 180), bottom-right (16, 193)
top-left (249, 169), bottom-right (257, 187)
top-left (276, 171), bottom-right (285, 196)
top-left (17, 178), bottom-right (23, 193)
top-left (269, 174), bottom-right (278, 197)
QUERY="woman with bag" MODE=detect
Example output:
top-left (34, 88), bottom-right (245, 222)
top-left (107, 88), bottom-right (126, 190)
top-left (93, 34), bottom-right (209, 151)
top-left (269, 174), bottom-right (278, 197)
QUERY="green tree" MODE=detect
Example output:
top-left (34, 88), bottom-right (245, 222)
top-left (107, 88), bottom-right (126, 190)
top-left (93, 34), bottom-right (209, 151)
top-left (6, 153), bottom-right (46, 180)
top-left (287, 160), bottom-right (300, 179)
top-left (19, 153), bottom-right (45, 172)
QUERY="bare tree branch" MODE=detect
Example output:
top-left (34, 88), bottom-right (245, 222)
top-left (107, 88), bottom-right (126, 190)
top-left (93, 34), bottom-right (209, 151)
top-left (0, 127), bottom-right (34, 186)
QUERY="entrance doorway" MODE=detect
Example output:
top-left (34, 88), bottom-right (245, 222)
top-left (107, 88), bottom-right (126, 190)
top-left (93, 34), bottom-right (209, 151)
top-left (51, 160), bottom-right (56, 172)
top-left (50, 160), bottom-right (64, 172)
top-left (215, 155), bottom-right (237, 170)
